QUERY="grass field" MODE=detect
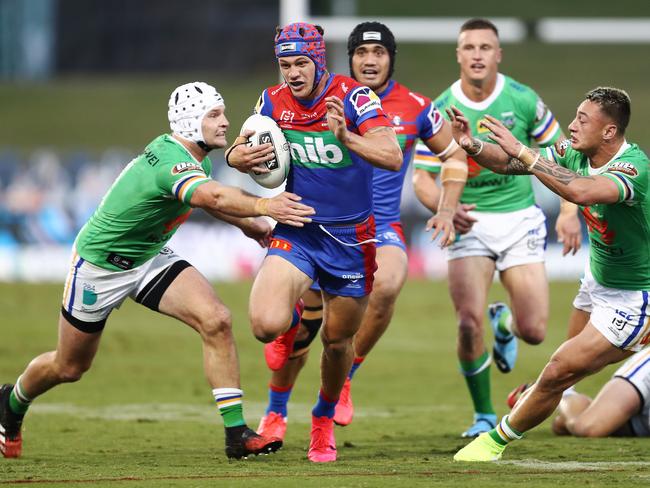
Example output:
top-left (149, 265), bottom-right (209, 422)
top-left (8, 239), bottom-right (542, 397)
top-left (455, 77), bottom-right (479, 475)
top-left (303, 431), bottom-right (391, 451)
top-left (1, 279), bottom-right (649, 487)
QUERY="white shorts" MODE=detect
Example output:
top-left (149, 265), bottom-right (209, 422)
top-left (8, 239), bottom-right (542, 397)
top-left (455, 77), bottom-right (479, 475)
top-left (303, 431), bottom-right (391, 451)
top-left (447, 205), bottom-right (547, 271)
top-left (61, 247), bottom-right (190, 332)
top-left (573, 263), bottom-right (650, 352)
top-left (613, 348), bottom-right (650, 436)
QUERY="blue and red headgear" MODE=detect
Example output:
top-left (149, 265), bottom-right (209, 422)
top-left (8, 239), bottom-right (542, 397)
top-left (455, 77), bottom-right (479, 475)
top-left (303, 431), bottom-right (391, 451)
top-left (274, 23), bottom-right (327, 90)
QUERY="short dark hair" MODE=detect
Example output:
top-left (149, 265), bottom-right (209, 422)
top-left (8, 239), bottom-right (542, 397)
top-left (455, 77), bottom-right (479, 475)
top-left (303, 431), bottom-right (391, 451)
top-left (459, 18), bottom-right (499, 38)
top-left (585, 86), bottom-right (631, 135)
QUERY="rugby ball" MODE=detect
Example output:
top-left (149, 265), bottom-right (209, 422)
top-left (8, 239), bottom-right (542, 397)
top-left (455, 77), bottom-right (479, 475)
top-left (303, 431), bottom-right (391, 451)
top-left (240, 114), bottom-right (290, 189)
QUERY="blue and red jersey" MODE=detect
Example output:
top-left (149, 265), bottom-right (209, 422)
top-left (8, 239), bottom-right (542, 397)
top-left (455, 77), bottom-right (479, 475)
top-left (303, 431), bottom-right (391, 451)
top-left (255, 73), bottom-right (391, 224)
top-left (372, 80), bottom-right (444, 224)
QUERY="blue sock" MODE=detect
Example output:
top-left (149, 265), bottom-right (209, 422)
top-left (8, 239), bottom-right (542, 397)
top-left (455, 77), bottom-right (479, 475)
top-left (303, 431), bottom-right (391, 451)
top-left (290, 305), bottom-right (301, 329)
top-left (348, 356), bottom-right (365, 380)
top-left (266, 383), bottom-right (292, 417)
top-left (311, 389), bottom-right (337, 419)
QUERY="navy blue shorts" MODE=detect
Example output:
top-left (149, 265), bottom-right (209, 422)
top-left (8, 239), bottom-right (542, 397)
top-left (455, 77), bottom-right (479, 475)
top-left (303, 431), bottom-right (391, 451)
top-left (375, 220), bottom-right (407, 252)
top-left (267, 216), bottom-right (377, 297)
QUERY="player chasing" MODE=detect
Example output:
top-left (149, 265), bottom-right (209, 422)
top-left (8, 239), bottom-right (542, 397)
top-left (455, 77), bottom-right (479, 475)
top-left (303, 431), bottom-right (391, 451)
top-left (250, 21), bottom-right (468, 442)
top-left (412, 18), bottom-right (582, 438)
top-left (0, 82), bottom-right (315, 459)
top-left (449, 86), bottom-right (650, 461)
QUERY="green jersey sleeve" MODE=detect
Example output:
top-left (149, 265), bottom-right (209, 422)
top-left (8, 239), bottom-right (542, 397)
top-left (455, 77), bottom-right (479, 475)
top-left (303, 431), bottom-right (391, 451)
top-left (515, 84), bottom-right (561, 147)
top-left (601, 147), bottom-right (648, 203)
top-left (155, 158), bottom-right (212, 205)
top-left (413, 141), bottom-right (441, 174)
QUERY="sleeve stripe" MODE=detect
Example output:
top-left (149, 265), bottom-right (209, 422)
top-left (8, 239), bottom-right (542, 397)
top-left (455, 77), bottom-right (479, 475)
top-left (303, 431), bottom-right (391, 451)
top-left (604, 172), bottom-right (634, 201)
top-left (531, 111), bottom-right (553, 137)
top-left (173, 175), bottom-right (210, 202)
top-left (414, 153), bottom-right (439, 162)
top-left (533, 117), bottom-right (560, 145)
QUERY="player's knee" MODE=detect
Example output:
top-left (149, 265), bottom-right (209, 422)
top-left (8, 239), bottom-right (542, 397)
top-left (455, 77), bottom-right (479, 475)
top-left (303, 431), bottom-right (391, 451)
top-left (537, 357), bottom-right (575, 392)
top-left (520, 327), bottom-right (546, 345)
top-left (56, 361), bottom-right (91, 383)
top-left (250, 313), bottom-right (287, 343)
top-left (368, 283), bottom-right (399, 317)
top-left (569, 418), bottom-right (604, 438)
top-left (517, 317), bottom-right (547, 345)
top-left (457, 314), bottom-right (482, 343)
top-left (198, 306), bottom-right (232, 341)
top-left (321, 330), bottom-right (352, 356)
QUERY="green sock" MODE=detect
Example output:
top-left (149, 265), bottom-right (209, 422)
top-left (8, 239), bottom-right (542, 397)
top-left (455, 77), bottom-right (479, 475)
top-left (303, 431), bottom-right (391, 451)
top-left (9, 383), bottom-right (31, 415)
top-left (460, 351), bottom-right (495, 415)
top-left (213, 388), bottom-right (246, 428)
top-left (489, 415), bottom-right (523, 446)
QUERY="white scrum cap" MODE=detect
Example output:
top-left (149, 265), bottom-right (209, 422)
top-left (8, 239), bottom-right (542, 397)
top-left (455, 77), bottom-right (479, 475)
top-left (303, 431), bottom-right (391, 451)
top-left (168, 82), bottom-right (225, 145)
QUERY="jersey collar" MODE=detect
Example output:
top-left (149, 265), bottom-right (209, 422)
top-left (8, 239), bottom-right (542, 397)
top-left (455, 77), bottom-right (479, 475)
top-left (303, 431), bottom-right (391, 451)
top-left (587, 140), bottom-right (630, 175)
top-left (451, 73), bottom-right (505, 111)
top-left (168, 134), bottom-right (205, 165)
top-left (377, 79), bottom-right (395, 100)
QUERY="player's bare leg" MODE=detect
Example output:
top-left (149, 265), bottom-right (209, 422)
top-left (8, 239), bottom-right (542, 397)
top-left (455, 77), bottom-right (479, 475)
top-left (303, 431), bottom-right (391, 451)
top-left (160, 265), bottom-right (282, 458)
top-left (500, 262), bottom-right (548, 345)
top-left (309, 292), bottom-right (368, 462)
top-left (553, 378), bottom-right (639, 437)
top-left (455, 324), bottom-right (632, 462)
top-left (249, 256), bottom-right (312, 343)
top-left (258, 289), bottom-right (323, 440)
top-left (448, 256), bottom-right (497, 437)
top-left (334, 245), bottom-right (407, 426)
top-left (1, 315), bottom-right (103, 458)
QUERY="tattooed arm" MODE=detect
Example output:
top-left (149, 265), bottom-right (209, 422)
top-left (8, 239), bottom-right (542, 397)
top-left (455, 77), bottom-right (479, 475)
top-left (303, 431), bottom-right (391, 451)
top-left (446, 106), bottom-right (620, 205)
top-left (479, 114), bottom-right (620, 206)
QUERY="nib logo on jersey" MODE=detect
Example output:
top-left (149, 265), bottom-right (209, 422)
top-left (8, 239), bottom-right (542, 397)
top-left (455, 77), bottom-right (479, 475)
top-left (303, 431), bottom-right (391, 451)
top-left (285, 130), bottom-right (353, 169)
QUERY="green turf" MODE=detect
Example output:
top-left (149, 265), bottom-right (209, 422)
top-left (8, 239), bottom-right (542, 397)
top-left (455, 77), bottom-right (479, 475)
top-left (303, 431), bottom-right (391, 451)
top-left (1, 280), bottom-right (648, 487)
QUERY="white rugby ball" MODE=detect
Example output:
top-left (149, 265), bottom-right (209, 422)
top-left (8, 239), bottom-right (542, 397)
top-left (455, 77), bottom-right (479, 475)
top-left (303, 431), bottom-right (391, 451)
top-left (240, 114), bottom-right (290, 189)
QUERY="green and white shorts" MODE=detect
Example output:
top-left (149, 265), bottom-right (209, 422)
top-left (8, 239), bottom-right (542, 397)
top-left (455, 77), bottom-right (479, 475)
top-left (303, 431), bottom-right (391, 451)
top-left (573, 263), bottom-right (650, 352)
top-left (61, 247), bottom-right (190, 333)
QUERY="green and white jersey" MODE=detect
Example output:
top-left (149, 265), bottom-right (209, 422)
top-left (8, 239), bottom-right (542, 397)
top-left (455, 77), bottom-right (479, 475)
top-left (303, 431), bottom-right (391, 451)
top-left (542, 141), bottom-right (650, 290)
top-left (75, 134), bottom-right (213, 271)
top-left (414, 73), bottom-right (561, 212)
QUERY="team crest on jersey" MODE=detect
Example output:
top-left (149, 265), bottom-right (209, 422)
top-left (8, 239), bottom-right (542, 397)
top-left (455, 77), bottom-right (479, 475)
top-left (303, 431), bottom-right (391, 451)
top-left (171, 162), bottom-right (204, 175)
top-left (428, 106), bottom-right (443, 133)
top-left (554, 139), bottom-right (571, 157)
top-left (501, 111), bottom-right (515, 129)
top-left (607, 161), bottom-right (638, 178)
top-left (477, 118), bottom-right (490, 134)
top-left (350, 86), bottom-right (382, 117)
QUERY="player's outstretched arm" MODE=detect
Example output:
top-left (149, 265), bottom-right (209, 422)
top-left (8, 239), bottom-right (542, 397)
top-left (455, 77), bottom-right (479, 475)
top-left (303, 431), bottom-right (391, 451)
top-left (204, 210), bottom-right (273, 247)
top-left (325, 95), bottom-right (402, 171)
top-left (555, 199), bottom-right (582, 256)
top-left (191, 181), bottom-right (315, 227)
top-left (480, 115), bottom-right (621, 206)
top-left (423, 122), bottom-right (471, 247)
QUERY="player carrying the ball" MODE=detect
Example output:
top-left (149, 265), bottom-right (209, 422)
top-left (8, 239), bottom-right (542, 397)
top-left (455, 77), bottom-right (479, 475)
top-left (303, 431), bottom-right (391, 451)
top-left (0, 82), bottom-right (314, 460)
top-left (250, 21), bottom-right (469, 443)
top-left (226, 22), bottom-right (460, 462)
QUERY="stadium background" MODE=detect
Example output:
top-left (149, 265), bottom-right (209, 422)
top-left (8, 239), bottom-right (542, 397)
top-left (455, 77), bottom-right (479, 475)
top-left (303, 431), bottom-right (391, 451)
top-left (1, 0), bottom-right (649, 281)
top-left (2, 1), bottom-right (650, 485)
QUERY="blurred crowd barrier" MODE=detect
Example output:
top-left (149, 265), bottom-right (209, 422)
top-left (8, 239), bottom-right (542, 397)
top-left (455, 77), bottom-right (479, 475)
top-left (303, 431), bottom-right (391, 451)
top-left (0, 150), bottom-right (588, 282)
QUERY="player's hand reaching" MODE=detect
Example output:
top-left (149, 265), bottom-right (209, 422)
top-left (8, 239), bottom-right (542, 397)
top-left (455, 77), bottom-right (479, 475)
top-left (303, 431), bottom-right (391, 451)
top-left (480, 115), bottom-right (522, 158)
top-left (426, 209), bottom-right (456, 248)
top-left (260, 192), bottom-right (315, 227)
top-left (445, 106), bottom-right (474, 151)
top-left (325, 96), bottom-right (351, 144)
top-left (453, 203), bottom-right (478, 235)
top-left (555, 210), bottom-right (582, 256)
top-left (226, 130), bottom-right (274, 174)
top-left (239, 217), bottom-right (273, 247)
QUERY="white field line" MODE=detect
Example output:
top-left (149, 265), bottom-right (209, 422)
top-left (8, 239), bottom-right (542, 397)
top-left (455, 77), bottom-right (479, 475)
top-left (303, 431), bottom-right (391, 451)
top-left (30, 402), bottom-right (456, 423)
top-left (502, 459), bottom-right (650, 471)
